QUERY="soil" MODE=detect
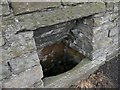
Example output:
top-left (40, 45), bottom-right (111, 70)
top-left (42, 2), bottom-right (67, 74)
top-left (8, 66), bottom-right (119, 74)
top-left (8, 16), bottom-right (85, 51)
top-left (70, 55), bottom-right (119, 88)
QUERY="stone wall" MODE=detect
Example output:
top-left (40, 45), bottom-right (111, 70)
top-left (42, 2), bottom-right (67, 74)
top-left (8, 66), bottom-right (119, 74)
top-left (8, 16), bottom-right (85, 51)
top-left (0, 1), bottom-right (119, 88)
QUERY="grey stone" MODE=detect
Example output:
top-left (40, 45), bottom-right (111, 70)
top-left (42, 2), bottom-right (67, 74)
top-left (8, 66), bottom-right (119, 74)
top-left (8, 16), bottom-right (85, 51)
top-left (15, 3), bottom-right (106, 30)
top-left (34, 80), bottom-right (44, 88)
top-left (76, 24), bottom-right (92, 40)
top-left (103, 21), bottom-right (117, 30)
top-left (110, 27), bottom-right (118, 37)
top-left (61, 0), bottom-right (84, 5)
top-left (2, 65), bottom-right (43, 88)
top-left (105, 43), bottom-right (118, 55)
top-left (2, 36), bottom-right (36, 62)
top-left (0, 81), bottom-right (2, 89)
top-left (0, 35), bottom-right (5, 46)
top-left (92, 49), bottom-right (105, 60)
top-left (9, 51), bottom-right (40, 74)
top-left (106, 2), bottom-right (114, 11)
top-left (11, 2), bottom-right (60, 15)
top-left (0, 1), bottom-right (10, 16)
top-left (83, 41), bottom-right (93, 53)
top-left (93, 38), bottom-right (113, 50)
top-left (92, 30), bottom-right (108, 43)
top-left (2, 16), bottom-right (21, 36)
top-left (0, 61), bottom-right (12, 80)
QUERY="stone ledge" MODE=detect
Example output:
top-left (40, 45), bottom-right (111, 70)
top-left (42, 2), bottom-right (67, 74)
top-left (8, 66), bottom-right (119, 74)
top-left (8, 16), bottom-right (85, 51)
top-left (15, 3), bottom-right (106, 31)
top-left (43, 58), bottom-right (106, 88)
top-left (11, 2), bottom-right (61, 15)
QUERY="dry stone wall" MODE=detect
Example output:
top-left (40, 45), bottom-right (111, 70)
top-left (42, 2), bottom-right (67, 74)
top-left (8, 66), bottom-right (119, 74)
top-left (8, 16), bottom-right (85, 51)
top-left (0, 1), bottom-right (120, 88)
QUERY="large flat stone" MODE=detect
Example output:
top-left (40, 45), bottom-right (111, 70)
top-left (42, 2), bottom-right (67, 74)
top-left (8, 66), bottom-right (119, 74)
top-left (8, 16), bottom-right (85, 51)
top-left (15, 3), bottom-right (106, 30)
top-left (11, 2), bottom-right (60, 15)
top-left (2, 35), bottom-right (36, 62)
top-left (9, 51), bottom-right (40, 74)
top-left (2, 65), bottom-right (43, 88)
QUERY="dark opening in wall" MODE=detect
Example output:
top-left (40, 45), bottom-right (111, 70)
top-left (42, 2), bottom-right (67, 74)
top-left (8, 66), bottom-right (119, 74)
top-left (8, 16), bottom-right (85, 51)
top-left (40, 40), bottom-right (85, 78)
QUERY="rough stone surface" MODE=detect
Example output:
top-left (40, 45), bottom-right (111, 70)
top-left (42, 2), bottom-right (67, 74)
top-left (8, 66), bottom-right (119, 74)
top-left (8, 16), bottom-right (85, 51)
top-left (11, 2), bottom-right (61, 15)
top-left (1, 2), bottom-right (119, 88)
top-left (15, 3), bottom-right (106, 30)
top-left (2, 65), bottom-right (43, 88)
top-left (9, 51), bottom-right (40, 74)
top-left (0, 1), bottom-right (10, 16)
top-left (0, 33), bottom-right (5, 46)
top-left (0, 61), bottom-right (12, 80)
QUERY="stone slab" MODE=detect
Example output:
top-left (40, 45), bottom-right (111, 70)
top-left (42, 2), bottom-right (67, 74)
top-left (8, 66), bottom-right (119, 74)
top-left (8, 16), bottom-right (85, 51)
top-left (15, 3), bottom-right (106, 30)
top-left (2, 65), bottom-right (43, 88)
top-left (11, 2), bottom-right (60, 15)
top-left (9, 51), bottom-right (40, 74)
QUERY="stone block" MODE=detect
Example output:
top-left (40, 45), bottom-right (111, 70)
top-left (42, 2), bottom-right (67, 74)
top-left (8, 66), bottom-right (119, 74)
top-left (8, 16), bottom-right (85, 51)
top-left (0, 0), bottom-right (10, 16)
top-left (2, 37), bottom-right (36, 62)
top-left (93, 30), bottom-right (108, 43)
top-left (0, 35), bottom-right (5, 47)
top-left (83, 41), bottom-right (93, 53)
top-left (110, 35), bottom-right (118, 43)
top-left (93, 21), bottom-right (117, 35)
top-left (9, 51), bottom-right (40, 74)
top-left (2, 65), bottom-right (43, 88)
top-left (15, 3), bottom-right (106, 30)
top-left (76, 24), bottom-right (92, 40)
top-left (2, 16), bottom-right (21, 35)
top-left (103, 21), bottom-right (117, 30)
top-left (92, 49), bottom-right (105, 60)
top-left (106, 2), bottom-right (114, 11)
top-left (34, 80), bottom-right (44, 88)
top-left (11, 2), bottom-right (60, 15)
top-left (110, 27), bottom-right (118, 37)
top-left (61, 0), bottom-right (84, 5)
top-left (0, 61), bottom-right (12, 80)
top-left (93, 38), bottom-right (113, 50)
top-left (105, 43), bottom-right (118, 55)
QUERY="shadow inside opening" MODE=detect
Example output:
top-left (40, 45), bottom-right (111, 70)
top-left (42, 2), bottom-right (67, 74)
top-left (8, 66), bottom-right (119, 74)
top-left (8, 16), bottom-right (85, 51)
top-left (40, 41), bottom-right (85, 78)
